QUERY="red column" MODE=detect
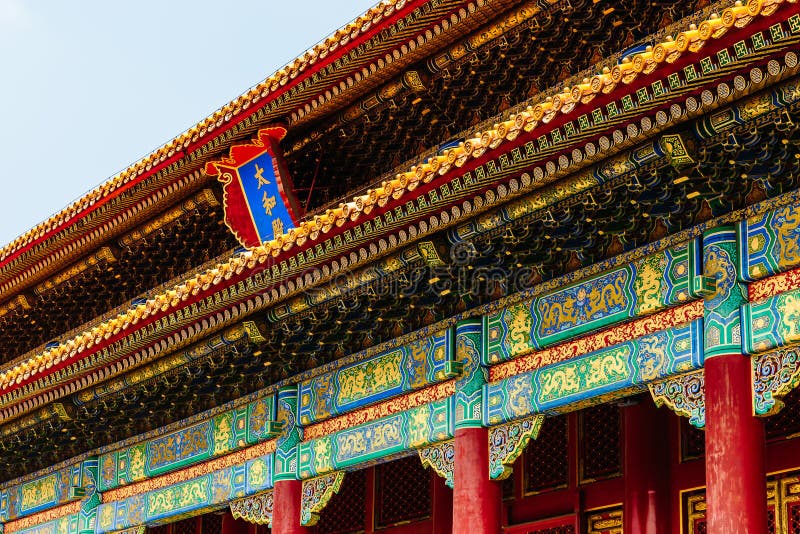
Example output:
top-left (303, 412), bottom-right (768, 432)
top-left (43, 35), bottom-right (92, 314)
top-left (622, 396), bottom-right (669, 534)
top-left (705, 353), bottom-right (767, 534)
top-left (701, 226), bottom-right (767, 533)
top-left (453, 427), bottom-right (502, 534)
top-left (431, 467), bottom-right (454, 534)
top-left (272, 479), bottom-right (309, 534)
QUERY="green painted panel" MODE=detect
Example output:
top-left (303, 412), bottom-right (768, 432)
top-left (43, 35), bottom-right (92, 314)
top-left (97, 396), bottom-right (274, 492)
top-left (298, 329), bottom-right (453, 426)
top-left (297, 398), bottom-right (453, 478)
top-left (739, 202), bottom-right (800, 281)
top-left (744, 287), bottom-right (800, 354)
top-left (485, 239), bottom-right (701, 363)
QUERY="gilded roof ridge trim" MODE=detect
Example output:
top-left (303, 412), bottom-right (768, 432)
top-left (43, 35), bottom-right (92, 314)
top-left (0, 0), bottom-right (521, 300)
top-left (0, 0), bottom-right (417, 268)
top-left (0, 170), bottom-right (204, 302)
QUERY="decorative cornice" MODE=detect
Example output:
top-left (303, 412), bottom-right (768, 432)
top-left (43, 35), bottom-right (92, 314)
top-left (33, 247), bottom-right (116, 297)
top-left (0, 402), bottom-right (71, 439)
top-left (300, 472), bottom-right (345, 526)
top-left (418, 440), bottom-right (454, 488)
top-left (117, 189), bottom-right (219, 248)
top-left (0, 170), bottom-right (205, 303)
top-left (289, 0), bottom-right (562, 127)
top-left (70, 321), bottom-right (254, 406)
top-left (649, 369), bottom-right (705, 428)
top-left (3, 9), bottom-right (794, 404)
top-left (488, 414), bottom-right (545, 480)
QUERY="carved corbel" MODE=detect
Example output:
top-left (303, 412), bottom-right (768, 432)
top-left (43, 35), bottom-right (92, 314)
top-left (230, 490), bottom-right (274, 526)
top-left (488, 414), bottom-right (545, 480)
top-left (649, 369), bottom-right (705, 428)
top-left (418, 440), bottom-right (455, 488)
top-left (752, 348), bottom-right (800, 416)
top-left (300, 471), bottom-right (345, 526)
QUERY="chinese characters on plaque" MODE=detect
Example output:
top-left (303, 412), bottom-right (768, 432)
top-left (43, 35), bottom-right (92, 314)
top-left (205, 126), bottom-right (302, 249)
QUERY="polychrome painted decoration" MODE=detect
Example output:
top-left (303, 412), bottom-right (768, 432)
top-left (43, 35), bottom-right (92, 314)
top-left (703, 227), bottom-right (746, 358)
top-left (297, 398), bottom-right (453, 478)
top-left (16, 473), bottom-right (65, 517)
top-left (205, 127), bottom-right (302, 248)
top-left (298, 330), bottom-right (453, 425)
top-left (485, 240), bottom-right (702, 363)
top-left (739, 203), bottom-right (800, 281)
top-left (743, 287), bottom-right (800, 355)
top-left (98, 396), bottom-right (275, 492)
top-left (274, 387), bottom-right (302, 482)
top-left (0, 461), bottom-right (88, 521)
top-left (455, 320), bottom-right (486, 429)
top-left (533, 266), bottom-right (636, 347)
top-left (14, 513), bottom-right (78, 534)
top-left (247, 396), bottom-right (280, 442)
top-left (484, 320), bottom-right (703, 425)
top-left (752, 347), bottom-right (800, 416)
top-left (94, 455), bottom-right (272, 533)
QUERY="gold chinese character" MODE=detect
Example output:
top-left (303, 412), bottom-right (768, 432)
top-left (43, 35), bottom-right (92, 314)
top-left (272, 218), bottom-right (284, 236)
top-left (262, 192), bottom-right (277, 216)
top-left (254, 164), bottom-right (270, 188)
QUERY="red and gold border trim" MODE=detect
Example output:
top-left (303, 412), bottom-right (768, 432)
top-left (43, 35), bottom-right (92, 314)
top-left (103, 439), bottom-right (276, 503)
top-left (491, 300), bottom-right (704, 381)
top-left (749, 266), bottom-right (800, 302)
top-left (303, 380), bottom-right (455, 440)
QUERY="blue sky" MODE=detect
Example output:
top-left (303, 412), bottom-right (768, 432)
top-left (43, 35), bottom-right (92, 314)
top-left (0, 0), bottom-right (377, 247)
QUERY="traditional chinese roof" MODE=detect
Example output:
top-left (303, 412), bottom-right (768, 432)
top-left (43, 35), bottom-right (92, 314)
top-left (0, 0), bottom-right (529, 303)
top-left (0, 0), bottom-right (593, 394)
top-left (0, 0), bottom-right (710, 368)
top-left (0, 0), bottom-right (798, 480)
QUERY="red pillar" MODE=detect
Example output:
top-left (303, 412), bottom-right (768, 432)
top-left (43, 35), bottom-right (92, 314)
top-left (453, 427), bottom-right (502, 534)
top-left (431, 467), bottom-right (454, 534)
top-left (705, 353), bottom-right (767, 534)
top-left (622, 396), bottom-right (670, 534)
top-left (272, 479), bottom-right (309, 534)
